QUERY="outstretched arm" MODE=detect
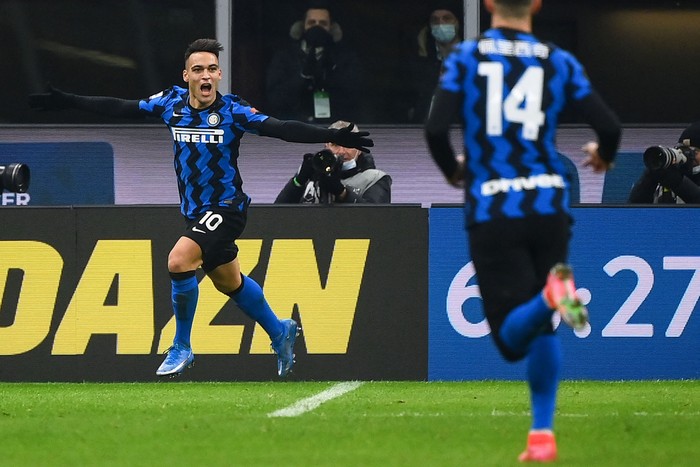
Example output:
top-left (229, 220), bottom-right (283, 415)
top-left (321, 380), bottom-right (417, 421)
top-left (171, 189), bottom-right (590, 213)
top-left (573, 90), bottom-right (622, 173)
top-left (29, 84), bottom-right (143, 118)
top-left (256, 117), bottom-right (373, 153)
top-left (425, 87), bottom-right (464, 187)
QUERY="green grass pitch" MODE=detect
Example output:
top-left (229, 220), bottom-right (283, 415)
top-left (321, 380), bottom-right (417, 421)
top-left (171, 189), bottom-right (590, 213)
top-left (0, 380), bottom-right (697, 466)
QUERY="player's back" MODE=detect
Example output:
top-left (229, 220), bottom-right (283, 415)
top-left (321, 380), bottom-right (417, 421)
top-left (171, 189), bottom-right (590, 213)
top-left (440, 28), bottom-right (592, 224)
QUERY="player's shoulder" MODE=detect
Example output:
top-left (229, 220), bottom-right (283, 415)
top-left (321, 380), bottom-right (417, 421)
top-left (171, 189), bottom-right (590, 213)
top-left (452, 38), bottom-right (479, 56)
top-left (222, 93), bottom-right (267, 117)
top-left (145, 85), bottom-right (187, 103)
top-left (543, 40), bottom-right (580, 64)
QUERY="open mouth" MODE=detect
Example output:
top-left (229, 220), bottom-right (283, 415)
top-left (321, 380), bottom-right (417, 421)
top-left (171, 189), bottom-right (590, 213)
top-left (201, 83), bottom-right (212, 93)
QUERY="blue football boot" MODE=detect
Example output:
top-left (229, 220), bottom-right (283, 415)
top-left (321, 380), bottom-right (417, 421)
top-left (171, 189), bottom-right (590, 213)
top-left (271, 319), bottom-right (299, 377)
top-left (156, 342), bottom-right (195, 377)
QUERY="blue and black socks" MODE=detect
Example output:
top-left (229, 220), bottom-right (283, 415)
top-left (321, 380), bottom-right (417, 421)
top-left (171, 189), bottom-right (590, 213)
top-left (500, 293), bottom-right (552, 355)
top-left (170, 270), bottom-right (199, 348)
top-left (527, 334), bottom-right (561, 430)
top-left (499, 293), bottom-right (561, 431)
top-left (228, 274), bottom-right (284, 339)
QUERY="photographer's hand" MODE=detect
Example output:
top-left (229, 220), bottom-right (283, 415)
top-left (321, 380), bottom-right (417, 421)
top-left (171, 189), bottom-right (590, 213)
top-left (582, 141), bottom-right (614, 173)
top-left (318, 172), bottom-right (347, 201)
top-left (328, 123), bottom-right (373, 153)
top-left (294, 153), bottom-right (315, 186)
top-left (29, 84), bottom-right (75, 110)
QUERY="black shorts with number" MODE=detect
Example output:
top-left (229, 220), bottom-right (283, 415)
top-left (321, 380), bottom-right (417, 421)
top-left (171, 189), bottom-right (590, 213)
top-left (183, 205), bottom-right (247, 273)
top-left (468, 214), bottom-right (572, 361)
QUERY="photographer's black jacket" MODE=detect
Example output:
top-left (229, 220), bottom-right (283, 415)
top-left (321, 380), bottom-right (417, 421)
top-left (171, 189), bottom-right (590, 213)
top-left (628, 167), bottom-right (700, 204)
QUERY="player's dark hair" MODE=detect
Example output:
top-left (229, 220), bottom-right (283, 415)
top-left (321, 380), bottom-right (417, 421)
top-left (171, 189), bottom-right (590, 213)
top-left (184, 39), bottom-right (224, 65)
top-left (494, 0), bottom-right (532, 7)
top-left (493, 0), bottom-right (532, 17)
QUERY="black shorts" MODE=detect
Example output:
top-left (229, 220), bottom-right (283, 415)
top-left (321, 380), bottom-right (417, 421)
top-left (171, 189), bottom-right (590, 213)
top-left (468, 214), bottom-right (571, 361)
top-left (183, 205), bottom-right (247, 273)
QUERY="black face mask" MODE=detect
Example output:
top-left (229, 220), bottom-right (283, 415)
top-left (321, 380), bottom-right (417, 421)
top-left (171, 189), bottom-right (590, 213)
top-left (303, 25), bottom-right (332, 48)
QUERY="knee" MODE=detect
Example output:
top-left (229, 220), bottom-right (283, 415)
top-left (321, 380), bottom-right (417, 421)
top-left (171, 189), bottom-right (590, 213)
top-left (212, 280), bottom-right (233, 295)
top-left (167, 251), bottom-right (186, 273)
top-left (168, 249), bottom-right (200, 273)
top-left (495, 337), bottom-right (526, 363)
top-left (210, 271), bottom-right (243, 295)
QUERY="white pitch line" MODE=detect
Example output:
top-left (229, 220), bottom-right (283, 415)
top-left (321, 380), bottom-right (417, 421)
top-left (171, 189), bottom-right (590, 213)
top-left (268, 381), bottom-right (364, 418)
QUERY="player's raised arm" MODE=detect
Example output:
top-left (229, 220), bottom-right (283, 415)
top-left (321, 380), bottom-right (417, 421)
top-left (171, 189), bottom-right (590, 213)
top-left (29, 84), bottom-right (143, 118)
top-left (256, 117), bottom-right (373, 153)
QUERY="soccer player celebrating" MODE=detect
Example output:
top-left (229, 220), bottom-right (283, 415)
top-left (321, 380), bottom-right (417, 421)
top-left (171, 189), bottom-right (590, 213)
top-left (30, 38), bottom-right (373, 379)
top-left (425, 0), bottom-right (620, 462)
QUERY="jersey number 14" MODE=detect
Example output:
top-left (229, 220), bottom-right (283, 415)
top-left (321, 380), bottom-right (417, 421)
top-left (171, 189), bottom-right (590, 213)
top-left (478, 63), bottom-right (545, 141)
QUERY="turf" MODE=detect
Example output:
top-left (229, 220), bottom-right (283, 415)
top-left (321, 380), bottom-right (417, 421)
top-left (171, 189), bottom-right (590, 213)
top-left (0, 381), bottom-right (697, 466)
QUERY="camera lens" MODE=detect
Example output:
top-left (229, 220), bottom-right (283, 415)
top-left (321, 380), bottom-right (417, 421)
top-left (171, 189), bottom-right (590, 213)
top-left (643, 146), bottom-right (673, 170)
top-left (312, 149), bottom-right (338, 174)
top-left (0, 163), bottom-right (31, 193)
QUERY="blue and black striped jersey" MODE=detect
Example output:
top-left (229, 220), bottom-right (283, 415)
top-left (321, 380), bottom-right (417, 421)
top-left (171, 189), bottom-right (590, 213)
top-left (439, 28), bottom-right (593, 225)
top-left (139, 86), bottom-right (268, 219)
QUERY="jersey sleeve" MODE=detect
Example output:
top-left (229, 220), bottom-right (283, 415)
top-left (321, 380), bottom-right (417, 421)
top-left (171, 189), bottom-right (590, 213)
top-left (560, 51), bottom-right (593, 102)
top-left (439, 43), bottom-right (470, 93)
top-left (138, 87), bottom-right (179, 117)
top-left (231, 97), bottom-right (269, 135)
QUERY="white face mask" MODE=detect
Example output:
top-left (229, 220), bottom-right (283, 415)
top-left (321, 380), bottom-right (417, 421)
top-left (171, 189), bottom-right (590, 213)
top-left (431, 24), bottom-right (456, 43)
top-left (341, 159), bottom-right (357, 171)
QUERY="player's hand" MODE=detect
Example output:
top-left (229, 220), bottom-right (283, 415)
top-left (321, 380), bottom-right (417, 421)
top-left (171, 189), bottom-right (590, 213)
top-left (581, 141), bottom-right (614, 173)
top-left (329, 123), bottom-right (374, 153)
top-left (28, 84), bottom-right (74, 110)
top-left (295, 153), bottom-right (316, 185)
top-left (448, 153), bottom-right (465, 188)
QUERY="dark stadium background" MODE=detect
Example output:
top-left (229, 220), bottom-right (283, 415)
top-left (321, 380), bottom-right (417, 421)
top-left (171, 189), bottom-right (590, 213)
top-left (1, 0), bottom-right (698, 124)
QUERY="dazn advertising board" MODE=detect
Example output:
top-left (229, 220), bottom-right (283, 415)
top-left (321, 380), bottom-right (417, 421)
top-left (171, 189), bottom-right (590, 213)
top-left (0, 205), bottom-right (427, 382)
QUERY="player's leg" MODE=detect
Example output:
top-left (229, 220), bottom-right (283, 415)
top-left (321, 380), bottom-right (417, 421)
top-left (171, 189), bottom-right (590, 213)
top-left (201, 206), bottom-right (299, 377)
top-left (207, 258), bottom-right (299, 377)
top-left (469, 218), bottom-right (546, 360)
top-left (469, 216), bottom-right (565, 462)
top-left (518, 333), bottom-right (560, 463)
top-left (208, 258), bottom-right (285, 338)
top-left (495, 214), bottom-right (576, 354)
top-left (156, 236), bottom-right (203, 377)
top-left (518, 215), bottom-right (572, 462)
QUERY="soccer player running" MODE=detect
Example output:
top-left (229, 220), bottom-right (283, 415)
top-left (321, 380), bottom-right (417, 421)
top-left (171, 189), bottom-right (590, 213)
top-left (425, 0), bottom-right (620, 462)
top-left (30, 38), bottom-right (373, 379)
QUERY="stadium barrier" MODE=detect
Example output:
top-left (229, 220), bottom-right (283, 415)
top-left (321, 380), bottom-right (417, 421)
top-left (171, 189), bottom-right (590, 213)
top-left (0, 205), bottom-right (427, 382)
top-left (1, 205), bottom-right (698, 382)
top-left (430, 206), bottom-right (700, 381)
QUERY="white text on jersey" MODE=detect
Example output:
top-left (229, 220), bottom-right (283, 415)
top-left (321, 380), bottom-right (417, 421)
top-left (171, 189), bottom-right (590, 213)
top-left (478, 38), bottom-right (549, 59)
top-left (481, 173), bottom-right (565, 196)
top-left (171, 128), bottom-right (224, 144)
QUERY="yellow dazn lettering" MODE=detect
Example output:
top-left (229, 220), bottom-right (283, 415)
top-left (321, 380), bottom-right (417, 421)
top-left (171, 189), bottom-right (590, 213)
top-left (253, 239), bottom-right (370, 354)
top-left (0, 241), bottom-right (62, 355)
top-left (157, 239), bottom-right (263, 354)
top-left (52, 240), bottom-right (154, 355)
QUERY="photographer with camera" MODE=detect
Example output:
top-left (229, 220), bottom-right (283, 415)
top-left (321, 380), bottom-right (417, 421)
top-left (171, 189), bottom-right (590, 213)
top-left (0, 163), bottom-right (30, 194)
top-left (275, 120), bottom-right (391, 204)
top-left (629, 121), bottom-right (700, 204)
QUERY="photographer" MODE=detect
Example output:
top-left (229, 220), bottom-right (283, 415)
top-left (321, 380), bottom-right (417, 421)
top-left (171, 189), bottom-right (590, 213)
top-left (629, 121), bottom-right (700, 204)
top-left (275, 120), bottom-right (391, 204)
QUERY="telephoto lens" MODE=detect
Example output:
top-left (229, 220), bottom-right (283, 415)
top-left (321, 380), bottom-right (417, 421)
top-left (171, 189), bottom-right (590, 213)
top-left (0, 163), bottom-right (31, 193)
top-left (642, 146), bottom-right (687, 170)
top-left (312, 149), bottom-right (339, 174)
